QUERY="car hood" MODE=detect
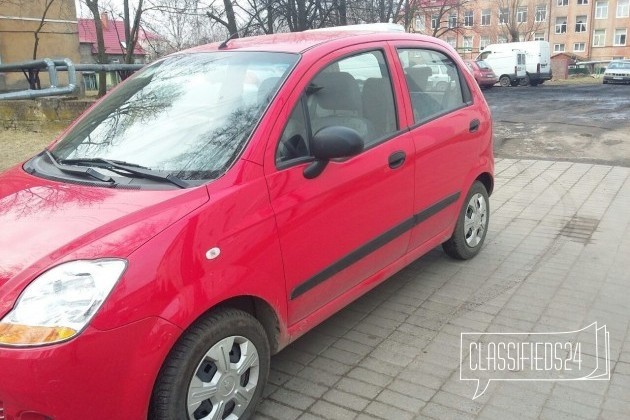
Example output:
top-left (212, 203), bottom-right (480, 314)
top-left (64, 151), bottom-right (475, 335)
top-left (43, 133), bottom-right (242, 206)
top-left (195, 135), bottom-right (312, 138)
top-left (0, 167), bottom-right (209, 291)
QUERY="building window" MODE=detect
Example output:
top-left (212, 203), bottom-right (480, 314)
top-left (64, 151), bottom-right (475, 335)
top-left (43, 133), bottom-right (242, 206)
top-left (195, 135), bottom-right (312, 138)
top-left (593, 29), bottom-right (606, 46)
top-left (480, 36), bottom-right (491, 48)
top-left (463, 36), bottom-right (473, 51)
top-left (554, 43), bottom-right (565, 52)
top-left (517, 7), bottom-right (528, 23)
top-left (499, 8), bottom-right (509, 24)
top-left (449, 13), bottom-right (457, 28)
top-left (575, 16), bottom-right (587, 32)
top-left (481, 9), bottom-right (491, 25)
top-left (595, 1), bottom-right (608, 18)
top-left (555, 17), bottom-right (568, 33)
top-left (464, 10), bottom-right (473, 27)
top-left (535, 5), bottom-right (547, 22)
top-left (614, 28), bottom-right (627, 45)
top-left (415, 15), bottom-right (426, 32)
top-left (534, 32), bottom-right (545, 40)
top-left (431, 14), bottom-right (439, 29)
top-left (447, 37), bottom-right (456, 47)
top-left (574, 42), bottom-right (586, 51)
top-left (557, 0), bottom-right (568, 5)
top-left (498, 35), bottom-right (508, 43)
top-left (618, 0), bottom-right (629, 17)
top-left (577, 0), bottom-right (588, 4)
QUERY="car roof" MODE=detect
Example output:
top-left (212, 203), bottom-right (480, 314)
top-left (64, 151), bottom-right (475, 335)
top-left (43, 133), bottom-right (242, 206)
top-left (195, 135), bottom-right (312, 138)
top-left (182, 30), bottom-right (446, 55)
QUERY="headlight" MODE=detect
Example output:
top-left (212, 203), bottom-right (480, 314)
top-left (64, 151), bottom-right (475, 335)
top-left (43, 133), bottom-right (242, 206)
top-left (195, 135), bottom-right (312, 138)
top-left (0, 259), bottom-right (126, 347)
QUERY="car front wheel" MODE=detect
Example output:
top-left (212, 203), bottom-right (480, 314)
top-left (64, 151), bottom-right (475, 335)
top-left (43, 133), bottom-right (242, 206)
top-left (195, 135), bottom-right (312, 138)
top-left (150, 309), bottom-right (270, 420)
top-left (499, 76), bottom-right (511, 87)
top-left (442, 181), bottom-right (489, 260)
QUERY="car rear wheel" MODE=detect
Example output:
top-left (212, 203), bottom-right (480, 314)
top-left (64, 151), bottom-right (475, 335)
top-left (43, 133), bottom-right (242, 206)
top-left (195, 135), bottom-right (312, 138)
top-left (499, 76), bottom-right (511, 87)
top-left (149, 309), bottom-right (270, 420)
top-left (519, 75), bottom-right (530, 86)
top-left (442, 181), bottom-right (489, 260)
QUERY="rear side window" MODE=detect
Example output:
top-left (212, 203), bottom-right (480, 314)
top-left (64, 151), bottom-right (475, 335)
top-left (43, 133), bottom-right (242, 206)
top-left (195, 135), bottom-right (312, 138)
top-left (397, 48), bottom-right (470, 124)
top-left (276, 50), bottom-right (398, 166)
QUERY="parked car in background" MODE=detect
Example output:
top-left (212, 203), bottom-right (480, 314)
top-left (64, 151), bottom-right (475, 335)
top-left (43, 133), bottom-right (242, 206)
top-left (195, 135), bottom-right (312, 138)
top-left (464, 60), bottom-right (499, 89)
top-left (603, 60), bottom-right (630, 84)
top-left (0, 27), bottom-right (494, 420)
top-left (479, 41), bottom-right (551, 86)
top-left (477, 47), bottom-right (526, 87)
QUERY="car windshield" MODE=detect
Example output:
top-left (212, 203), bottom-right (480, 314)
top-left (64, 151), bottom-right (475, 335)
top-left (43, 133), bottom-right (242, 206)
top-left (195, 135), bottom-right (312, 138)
top-left (608, 62), bottom-right (630, 69)
top-left (51, 51), bottom-right (298, 181)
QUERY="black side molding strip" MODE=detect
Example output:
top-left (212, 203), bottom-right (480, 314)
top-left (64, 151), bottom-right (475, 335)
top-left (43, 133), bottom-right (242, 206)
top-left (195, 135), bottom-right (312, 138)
top-left (290, 192), bottom-right (461, 300)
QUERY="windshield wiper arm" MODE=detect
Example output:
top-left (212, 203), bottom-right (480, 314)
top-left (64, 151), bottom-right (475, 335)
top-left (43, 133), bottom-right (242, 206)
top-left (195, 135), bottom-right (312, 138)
top-left (43, 150), bottom-right (115, 184)
top-left (58, 157), bottom-right (190, 189)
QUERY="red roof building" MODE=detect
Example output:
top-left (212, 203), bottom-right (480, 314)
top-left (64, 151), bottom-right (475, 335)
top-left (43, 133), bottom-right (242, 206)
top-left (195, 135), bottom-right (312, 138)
top-left (78, 13), bottom-right (147, 63)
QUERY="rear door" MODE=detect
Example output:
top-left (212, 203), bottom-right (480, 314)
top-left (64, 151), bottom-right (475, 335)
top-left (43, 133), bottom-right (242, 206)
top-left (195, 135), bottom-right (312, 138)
top-left (391, 43), bottom-right (484, 250)
top-left (263, 44), bottom-right (415, 325)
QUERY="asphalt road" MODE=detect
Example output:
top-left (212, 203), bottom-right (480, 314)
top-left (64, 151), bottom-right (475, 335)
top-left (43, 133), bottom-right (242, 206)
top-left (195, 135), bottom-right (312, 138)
top-left (484, 83), bottom-right (630, 167)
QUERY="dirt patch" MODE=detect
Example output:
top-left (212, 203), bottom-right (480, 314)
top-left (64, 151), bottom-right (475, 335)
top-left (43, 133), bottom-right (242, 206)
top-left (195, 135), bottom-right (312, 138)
top-left (0, 128), bottom-right (63, 172)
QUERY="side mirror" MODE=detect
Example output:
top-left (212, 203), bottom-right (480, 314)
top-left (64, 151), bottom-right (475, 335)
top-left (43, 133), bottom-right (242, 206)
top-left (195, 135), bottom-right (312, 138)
top-left (304, 126), bottom-right (364, 179)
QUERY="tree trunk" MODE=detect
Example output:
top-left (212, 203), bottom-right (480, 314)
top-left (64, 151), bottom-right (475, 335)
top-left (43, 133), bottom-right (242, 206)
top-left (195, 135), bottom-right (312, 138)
top-left (223, 0), bottom-right (239, 35)
top-left (86, 0), bottom-right (108, 97)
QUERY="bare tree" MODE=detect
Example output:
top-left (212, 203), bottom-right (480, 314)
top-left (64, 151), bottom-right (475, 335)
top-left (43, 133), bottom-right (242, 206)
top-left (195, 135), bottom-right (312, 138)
top-left (413, 0), bottom-right (472, 38)
top-left (494, 0), bottom-right (545, 42)
top-left (83, 0), bottom-right (108, 97)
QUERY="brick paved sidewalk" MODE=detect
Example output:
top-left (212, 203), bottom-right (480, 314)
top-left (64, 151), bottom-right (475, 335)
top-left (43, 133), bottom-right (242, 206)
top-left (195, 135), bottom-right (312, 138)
top-left (255, 159), bottom-right (630, 420)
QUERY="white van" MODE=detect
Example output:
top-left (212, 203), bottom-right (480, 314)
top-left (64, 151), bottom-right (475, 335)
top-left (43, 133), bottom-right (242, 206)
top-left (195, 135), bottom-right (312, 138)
top-left (479, 41), bottom-right (551, 86)
top-left (477, 48), bottom-right (526, 87)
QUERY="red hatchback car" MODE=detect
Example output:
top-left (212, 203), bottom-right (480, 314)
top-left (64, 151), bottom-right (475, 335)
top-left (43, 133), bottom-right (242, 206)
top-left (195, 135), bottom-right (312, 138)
top-left (0, 28), bottom-right (493, 420)
top-left (464, 59), bottom-right (499, 89)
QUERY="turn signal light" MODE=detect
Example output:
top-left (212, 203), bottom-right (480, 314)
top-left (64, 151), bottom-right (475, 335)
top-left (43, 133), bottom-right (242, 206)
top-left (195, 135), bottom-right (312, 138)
top-left (0, 323), bottom-right (76, 346)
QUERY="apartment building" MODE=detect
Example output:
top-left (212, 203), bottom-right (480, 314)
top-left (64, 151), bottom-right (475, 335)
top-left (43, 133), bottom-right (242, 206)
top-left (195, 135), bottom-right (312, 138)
top-left (412, 0), bottom-right (629, 62)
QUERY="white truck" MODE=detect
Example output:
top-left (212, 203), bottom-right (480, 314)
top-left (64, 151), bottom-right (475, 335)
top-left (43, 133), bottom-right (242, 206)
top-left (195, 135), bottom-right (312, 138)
top-left (478, 41), bottom-right (552, 86)
top-left (477, 48), bottom-right (527, 87)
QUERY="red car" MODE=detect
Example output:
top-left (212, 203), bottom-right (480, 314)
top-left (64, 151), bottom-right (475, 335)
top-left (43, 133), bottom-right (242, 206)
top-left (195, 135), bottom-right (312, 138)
top-left (464, 59), bottom-right (499, 89)
top-left (0, 28), bottom-right (493, 420)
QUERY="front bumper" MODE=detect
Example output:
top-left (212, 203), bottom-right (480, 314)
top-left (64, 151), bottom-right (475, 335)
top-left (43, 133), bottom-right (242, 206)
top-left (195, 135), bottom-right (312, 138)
top-left (0, 317), bottom-right (181, 420)
top-left (603, 74), bottom-right (630, 84)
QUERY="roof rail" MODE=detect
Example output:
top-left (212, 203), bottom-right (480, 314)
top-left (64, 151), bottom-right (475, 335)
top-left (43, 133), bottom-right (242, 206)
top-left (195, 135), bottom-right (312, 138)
top-left (306, 23), bottom-right (405, 33)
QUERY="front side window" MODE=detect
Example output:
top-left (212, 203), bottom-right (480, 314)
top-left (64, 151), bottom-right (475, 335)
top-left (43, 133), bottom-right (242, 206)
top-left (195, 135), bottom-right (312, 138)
top-left (397, 48), bottom-right (469, 124)
top-left (276, 50), bottom-right (397, 165)
top-left (53, 52), bottom-right (298, 181)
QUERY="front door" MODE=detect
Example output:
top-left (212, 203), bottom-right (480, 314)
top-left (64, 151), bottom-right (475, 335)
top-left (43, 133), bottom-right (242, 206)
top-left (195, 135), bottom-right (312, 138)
top-left (264, 46), bottom-right (415, 324)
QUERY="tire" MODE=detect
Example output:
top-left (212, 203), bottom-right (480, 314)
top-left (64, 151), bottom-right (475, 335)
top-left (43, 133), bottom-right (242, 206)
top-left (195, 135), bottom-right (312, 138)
top-left (499, 76), bottom-right (511, 87)
top-left (149, 309), bottom-right (270, 420)
top-left (442, 181), bottom-right (489, 260)
top-left (529, 80), bottom-right (540, 87)
top-left (510, 80), bottom-right (519, 87)
top-left (519, 75), bottom-right (530, 86)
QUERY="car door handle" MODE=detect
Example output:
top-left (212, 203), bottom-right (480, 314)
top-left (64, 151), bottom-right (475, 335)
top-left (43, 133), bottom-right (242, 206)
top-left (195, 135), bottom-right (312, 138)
top-left (469, 119), bottom-right (480, 133)
top-left (388, 151), bottom-right (406, 169)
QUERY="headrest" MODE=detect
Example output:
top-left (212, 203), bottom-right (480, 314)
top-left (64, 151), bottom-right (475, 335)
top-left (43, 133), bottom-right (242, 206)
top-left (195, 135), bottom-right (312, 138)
top-left (311, 72), bottom-right (361, 111)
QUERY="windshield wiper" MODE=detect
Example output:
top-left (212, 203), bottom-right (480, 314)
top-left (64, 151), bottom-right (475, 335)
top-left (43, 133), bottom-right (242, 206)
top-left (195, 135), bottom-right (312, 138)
top-left (57, 157), bottom-right (190, 189)
top-left (43, 149), bottom-right (115, 184)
